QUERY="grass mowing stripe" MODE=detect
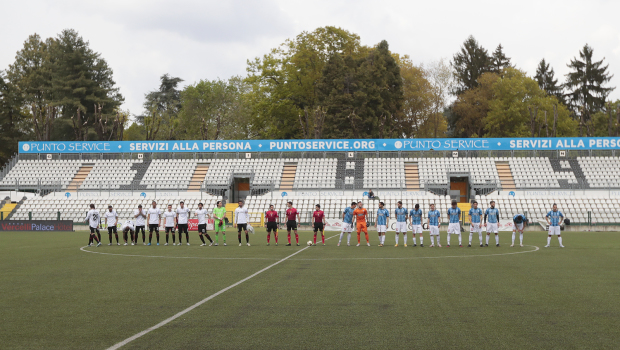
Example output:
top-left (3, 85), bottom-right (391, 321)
top-left (106, 234), bottom-right (338, 350)
top-left (80, 246), bottom-right (280, 260)
top-left (290, 244), bottom-right (540, 259)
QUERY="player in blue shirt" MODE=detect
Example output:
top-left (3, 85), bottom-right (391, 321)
top-left (427, 204), bottom-right (442, 247)
top-left (446, 200), bottom-right (462, 247)
top-left (468, 200), bottom-right (484, 247)
top-left (409, 204), bottom-right (423, 247)
top-left (394, 201), bottom-right (408, 247)
top-left (512, 213), bottom-right (528, 247)
top-left (375, 202), bottom-right (390, 247)
top-left (545, 203), bottom-right (565, 248)
top-left (484, 201), bottom-right (501, 247)
top-left (338, 202), bottom-right (357, 247)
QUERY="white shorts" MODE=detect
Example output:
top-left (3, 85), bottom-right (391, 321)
top-left (548, 226), bottom-right (561, 235)
top-left (411, 224), bottom-right (422, 234)
top-left (429, 225), bottom-right (440, 236)
top-left (514, 223), bottom-right (524, 231)
top-left (448, 223), bottom-right (461, 234)
top-left (395, 222), bottom-right (408, 233)
top-left (487, 222), bottom-right (498, 233)
top-left (377, 225), bottom-right (387, 233)
top-left (470, 223), bottom-right (481, 233)
top-left (342, 222), bottom-right (353, 233)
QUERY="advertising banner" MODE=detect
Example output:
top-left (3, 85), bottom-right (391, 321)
top-left (0, 220), bottom-right (74, 231)
top-left (19, 137), bottom-right (620, 154)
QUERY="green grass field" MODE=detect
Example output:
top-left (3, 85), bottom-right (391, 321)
top-left (1, 228), bottom-right (619, 349)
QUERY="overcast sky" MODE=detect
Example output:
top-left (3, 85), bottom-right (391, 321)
top-left (2, 0), bottom-right (619, 115)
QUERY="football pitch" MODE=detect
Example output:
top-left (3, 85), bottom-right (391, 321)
top-left (1, 229), bottom-right (619, 349)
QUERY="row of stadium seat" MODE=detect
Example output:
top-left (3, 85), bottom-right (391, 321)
top-left (3, 156), bottom-right (620, 190)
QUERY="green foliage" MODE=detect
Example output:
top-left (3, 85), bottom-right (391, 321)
top-left (535, 59), bottom-right (564, 103)
top-left (451, 35), bottom-right (491, 95)
top-left (565, 44), bottom-right (615, 136)
top-left (485, 68), bottom-right (577, 137)
top-left (4, 30), bottom-right (123, 142)
top-left (489, 44), bottom-right (512, 74)
top-left (246, 26), bottom-right (363, 139)
top-left (178, 76), bottom-right (253, 140)
top-left (317, 40), bottom-right (404, 138)
top-left (452, 73), bottom-right (498, 138)
top-left (140, 74), bottom-right (183, 140)
top-left (123, 122), bottom-right (145, 141)
top-left (0, 71), bottom-right (30, 163)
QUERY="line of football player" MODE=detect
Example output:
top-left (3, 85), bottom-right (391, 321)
top-left (83, 199), bottom-right (565, 248)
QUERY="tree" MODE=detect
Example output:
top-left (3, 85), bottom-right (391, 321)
top-left (123, 122), bottom-right (145, 141)
top-left (317, 40), bottom-right (404, 139)
top-left (484, 68), bottom-right (577, 137)
top-left (535, 58), bottom-right (564, 103)
top-left (0, 71), bottom-right (29, 163)
top-left (451, 73), bottom-right (498, 137)
top-left (178, 76), bottom-right (253, 140)
top-left (246, 26), bottom-right (364, 139)
top-left (140, 74), bottom-right (183, 140)
top-left (393, 55), bottom-right (433, 138)
top-left (6, 34), bottom-right (55, 141)
top-left (490, 44), bottom-right (512, 74)
top-left (49, 29), bottom-right (123, 141)
top-left (565, 44), bottom-right (615, 136)
top-left (451, 35), bottom-right (490, 95)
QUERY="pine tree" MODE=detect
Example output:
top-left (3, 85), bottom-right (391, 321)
top-left (490, 44), bottom-right (512, 74)
top-left (535, 59), bottom-right (564, 103)
top-left (451, 35), bottom-right (491, 95)
top-left (565, 44), bottom-right (615, 136)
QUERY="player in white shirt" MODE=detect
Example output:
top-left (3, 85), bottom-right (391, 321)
top-left (195, 202), bottom-right (213, 246)
top-left (176, 201), bottom-right (190, 245)
top-left (85, 204), bottom-right (102, 247)
top-left (133, 204), bottom-right (147, 245)
top-left (163, 204), bottom-right (176, 246)
top-left (234, 200), bottom-right (250, 246)
top-left (121, 219), bottom-right (135, 245)
top-left (147, 201), bottom-right (162, 246)
top-left (104, 205), bottom-right (120, 246)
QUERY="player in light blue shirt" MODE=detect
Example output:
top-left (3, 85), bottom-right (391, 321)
top-left (394, 201), bottom-right (408, 246)
top-left (427, 204), bottom-right (441, 247)
top-left (375, 202), bottom-right (390, 247)
top-left (512, 213), bottom-right (528, 247)
top-left (446, 200), bottom-right (462, 247)
top-left (468, 201), bottom-right (484, 247)
top-left (409, 204), bottom-right (424, 247)
top-left (338, 202), bottom-right (357, 246)
top-left (545, 203), bottom-right (565, 248)
top-left (484, 201), bottom-right (501, 247)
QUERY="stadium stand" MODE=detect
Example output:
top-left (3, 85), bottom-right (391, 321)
top-left (2, 144), bottom-right (620, 225)
top-left (578, 156), bottom-right (620, 188)
top-left (10, 195), bottom-right (222, 223)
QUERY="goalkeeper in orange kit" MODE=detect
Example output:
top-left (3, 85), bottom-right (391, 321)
top-left (352, 201), bottom-right (370, 247)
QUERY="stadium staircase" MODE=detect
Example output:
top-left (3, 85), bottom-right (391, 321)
top-left (404, 162), bottom-right (420, 190)
top-left (457, 202), bottom-right (471, 224)
top-left (225, 202), bottom-right (237, 223)
top-left (0, 201), bottom-right (17, 220)
top-left (188, 164), bottom-right (209, 191)
top-left (279, 164), bottom-right (297, 191)
top-left (495, 162), bottom-right (516, 190)
top-left (66, 165), bottom-right (93, 190)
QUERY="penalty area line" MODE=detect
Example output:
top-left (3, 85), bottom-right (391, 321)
top-left (106, 234), bottom-right (338, 350)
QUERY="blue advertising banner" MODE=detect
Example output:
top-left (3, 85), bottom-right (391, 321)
top-left (18, 137), bottom-right (620, 154)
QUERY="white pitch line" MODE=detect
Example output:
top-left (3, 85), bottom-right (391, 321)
top-left (105, 234), bottom-right (338, 350)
